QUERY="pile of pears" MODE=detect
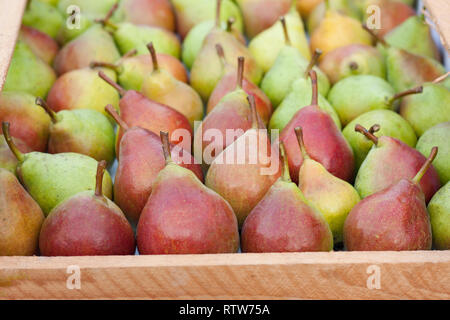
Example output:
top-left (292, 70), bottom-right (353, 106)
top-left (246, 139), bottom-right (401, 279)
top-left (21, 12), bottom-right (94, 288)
top-left (1, 0), bottom-right (449, 257)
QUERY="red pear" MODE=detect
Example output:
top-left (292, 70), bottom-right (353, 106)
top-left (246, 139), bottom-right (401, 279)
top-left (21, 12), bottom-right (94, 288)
top-left (115, 0), bottom-right (175, 31)
top-left (19, 25), bottom-right (59, 64)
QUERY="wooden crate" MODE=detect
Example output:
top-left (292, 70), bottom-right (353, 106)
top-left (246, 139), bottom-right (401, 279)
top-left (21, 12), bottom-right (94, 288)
top-left (0, 0), bottom-right (449, 300)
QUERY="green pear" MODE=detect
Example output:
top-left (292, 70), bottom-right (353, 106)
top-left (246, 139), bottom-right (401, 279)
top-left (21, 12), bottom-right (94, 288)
top-left (269, 77), bottom-right (341, 132)
top-left (3, 41), bottom-right (56, 98)
top-left (22, 0), bottom-right (64, 38)
top-left (385, 15), bottom-right (440, 61)
top-left (2, 122), bottom-right (112, 215)
top-left (343, 110), bottom-right (417, 169)
top-left (57, 13), bottom-right (93, 45)
top-left (416, 122), bottom-right (450, 184)
top-left (58, 0), bottom-right (118, 18)
top-left (400, 82), bottom-right (450, 137)
top-left (249, 6), bottom-right (310, 73)
top-left (428, 182), bottom-right (450, 250)
top-left (296, 127), bottom-right (360, 243)
top-left (328, 75), bottom-right (423, 126)
top-left (36, 98), bottom-right (115, 164)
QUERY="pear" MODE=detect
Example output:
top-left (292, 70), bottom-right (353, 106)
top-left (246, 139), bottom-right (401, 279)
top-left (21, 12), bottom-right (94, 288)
top-left (241, 143), bottom-right (333, 252)
top-left (328, 75), bottom-right (423, 126)
top-left (46, 67), bottom-right (120, 120)
top-left (343, 110), bottom-right (417, 169)
top-left (53, 24), bottom-right (121, 75)
top-left (428, 182), bottom-right (450, 250)
top-left (310, 10), bottom-right (372, 59)
top-left (39, 160), bottom-right (136, 256)
top-left (57, 12), bottom-right (94, 45)
top-left (399, 79), bottom-right (450, 137)
top-left (208, 45), bottom-right (272, 124)
top-left (106, 105), bottom-right (202, 223)
top-left (182, 18), bottom-right (245, 70)
top-left (172, 0), bottom-right (243, 39)
top-left (58, 0), bottom-right (118, 18)
top-left (248, 6), bottom-right (310, 73)
top-left (36, 98), bottom-right (115, 164)
top-left (260, 20), bottom-right (329, 108)
top-left (3, 41), bottom-right (56, 98)
top-left (19, 25), bottom-right (59, 65)
top-left (269, 73), bottom-right (341, 132)
top-left (296, 0), bottom-right (323, 19)
top-left (344, 148), bottom-right (438, 251)
top-left (280, 71), bottom-right (354, 184)
top-left (205, 96), bottom-right (281, 226)
top-left (384, 15), bottom-right (441, 61)
top-left (91, 50), bottom-right (188, 91)
top-left (98, 71), bottom-right (192, 152)
top-left (0, 91), bottom-right (51, 152)
top-left (141, 43), bottom-right (203, 127)
top-left (22, 0), bottom-right (64, 38)
top-left (190, 0), bottom-right (263, 101)
top-left (354, 124), bottom-right (441, 203)
top-left (416, 122), bottom-right (450, 184)
top-left (295, 127), bottom-right (360, 243)
top-left (0, 168), bottom-right (44, 256)
top-left (137, 131), bottom-right (239, 254)
top-left (2, 122), bottom-right (112, 215)
top-left (319, 44), bottom-right (386, 85)
top-left (236, 0), bottom-right (291, 38)
top-left (0, 136), bottom-right (32, 174)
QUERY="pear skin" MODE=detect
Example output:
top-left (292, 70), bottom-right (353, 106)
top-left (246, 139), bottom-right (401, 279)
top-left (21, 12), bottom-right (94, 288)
top-left (19, 25), bottom-right (59, 65)
top-left (428, 182), bottom-right (450, 250)
top-left (0, 135), bottom-right (32, 174)
top-left (23, 0), bottom-right (63, 38)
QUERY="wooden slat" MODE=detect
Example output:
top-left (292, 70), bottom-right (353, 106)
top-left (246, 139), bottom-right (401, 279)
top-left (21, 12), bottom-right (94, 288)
top-left (424, 0), bottom-right (450, 53)
top-left (1, 251), bottom-right (449, 299)
top-left (0, 0), bottom-right (27, 90)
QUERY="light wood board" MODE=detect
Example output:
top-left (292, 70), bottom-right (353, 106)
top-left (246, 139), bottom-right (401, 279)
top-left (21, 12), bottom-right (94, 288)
top-left (424, 0), bottom-right (450, 53)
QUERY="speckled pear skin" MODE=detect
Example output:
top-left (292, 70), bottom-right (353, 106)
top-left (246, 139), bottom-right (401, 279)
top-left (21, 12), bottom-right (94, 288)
top-left (48, 109), bottom-right (115, 164)
top-left (241, 180), bottom-right (333, 253)
top-left (428, 182), bottom-right (450, 250)
top-left (137, 162), bottom-right (239, 254)
top-left (0, 169), bottom-right (44, 256)
top-left (115, 127), bottom-right (203, 223)
top-left (18, 152), bottom-right (112, 215)
top-left (39, 191), bottom-right (136, 256)
top-left (344, 179), bottom-right (432, 251)
top-left (355, 136), bottom-right (440, 203)
top-left (0, 91), bottom-right (51, 152)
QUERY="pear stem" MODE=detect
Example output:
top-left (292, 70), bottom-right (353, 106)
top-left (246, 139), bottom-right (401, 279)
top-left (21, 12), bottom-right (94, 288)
top-left (247, 95), bottom-right (258, 129)
top-left (35, 97), bottom-right (57, 123)
top-left (280, 16), bottom-right (291, 46)
top-left (226, 17), bottom-right (235, 32)
top-left (413, 146), bottom-right (438, 184)
top-left (98, 71), bottom-right (126, 96)
top-left (309, 70), bottom-right (318, 106)
top-left (236, 56), bottom-right (244, 89)
top-left (304, 49), bottom-right (322, 78)
top-left (1, 122), bottom-right (24, 162)
top-left (160, 131), bottom-right (172, 164)
top-left (389, 86), bottom-right (423, 105)
top-left (355, 124), bottom-right (379, 146)
top-left (369, 124), bottom-right (381, 134)
top-left (215, 0), bottom-right (222, 28)
top-left (432, 71), bottom-right (450, 84)
top-left (279, 142), bottom-right (291, 182)
top-left (95, 160), bottom-right (107, 197)
top-left (362, 24), bottom-right (389, 47)
top-left (96, 3), bottom-right (119, 29)
top-left (147, 42), bottom-right (159, 71)
top-left (215, 43), bottom-right (226, 67)
top-left (105, 105), bottom-right (129, 131)
top-left (90, 61), bottom-right (119, 72)
top-left (294, 127), bottom-right (310, 160)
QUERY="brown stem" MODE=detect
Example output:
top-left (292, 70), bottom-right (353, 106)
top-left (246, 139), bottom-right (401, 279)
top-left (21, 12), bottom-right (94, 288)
top-left (413, 146), bottom-right (438, 184)
top-left (432, 71), bottom-right (450, 84)
top-left (308, 70), bottom-right (318, 106)
top-left (304, 49), bottom-right (322, 78)
top-left (96, 2), bottom-right (119, 28)
top-left (294, 127), bottom-right (310, 160)
top-left (226, 17), bottom-right (235, 32)
top-left (147, 42), bottom-right (159, 71)
top-left (215, 43), bottom-right (227, 69)
top-left (1, 122), bottom-right (24, 162)
top-left (215, 0), bottom-right (222, 28)
top-left (280, 16), bottom-right (291, 46)
top-left (90, 61), bottom-right (119, 72)
top-left (389, 86), bottom-right (423, 105)
top-left (236, 56), bottom-right (244, 89)
top-left (247, 95), bottom-right (258, 129)
top-left (105, 105), bottom-right (129, 131)
top-left (354, 124), bottom-right (379, 146)
top-left (35, 97), bottom-right (57, 123)
top-left (362, 23), bottom-right (388, 47)
top-left (98, 71), bottom-right (126, 96)
top-left (369, 124), bottom-right (380, 134)
top-left (95, 160), bottom-right (107, 197)
top-left (160, 131), bottom-right (172, 164)
top-left (279, 142), bottom-right (291, 182)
